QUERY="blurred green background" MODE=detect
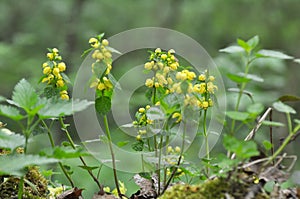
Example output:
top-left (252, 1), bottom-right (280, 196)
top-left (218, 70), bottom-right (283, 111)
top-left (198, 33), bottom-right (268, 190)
top-left (0, 0), bottom-right (299, 198)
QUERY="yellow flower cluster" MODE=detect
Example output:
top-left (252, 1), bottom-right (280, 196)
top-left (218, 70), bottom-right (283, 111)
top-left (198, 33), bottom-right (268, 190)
top-left (133, 105), bottom-right (152, 140)
top-left (41, 48), bottom-right (69, 100)
top-left (144, 48), bottom-right (179, 89)
top-left (89, 37), bottom-right (114, 92)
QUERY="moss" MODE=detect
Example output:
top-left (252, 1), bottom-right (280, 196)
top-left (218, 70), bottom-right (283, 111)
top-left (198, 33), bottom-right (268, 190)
top-left (0, 166), bottom-right (48, 199)
top-left (159, 178), bottom-right (229, 199)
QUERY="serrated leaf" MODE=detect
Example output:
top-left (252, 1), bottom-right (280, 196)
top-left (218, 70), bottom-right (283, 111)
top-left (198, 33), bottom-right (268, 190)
top-left (132, 141), bottom-right (144, 151)
top-left (278, 95), bottom-right (300, 102)
top-left (273, 101), bottom-right (296, 114)
top-left (223, 135), bottom-right (259, 159)
top-left (0, 154), bottom-right (58, 176)
top-left (226, 111), bottom-right (249, 121)
top-left (11, 79), bottom-right (38, 112)
top-left (95, 96), bottom-right (111, 116)
top-left (256, 49), bottom-right (293, 60)
top-left (262, 120), bottom-right (285, 127)
top-left (0, 105), bottom-right (24, 120)
top-left (0, 129), bottom-right (25, 150)
top-left (219, 46), bottom-right (245, 53)
top-left (227, 73), bottom-right (250, 83)
top-left (40, 146), bottom-right (88, 159)
top-left (38, 98), bottom-right (94, 118)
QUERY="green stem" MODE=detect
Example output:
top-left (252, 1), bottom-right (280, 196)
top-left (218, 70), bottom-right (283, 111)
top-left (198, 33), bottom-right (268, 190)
top-left (17, 176), bottom-right (24, 199)
top-left (230, 57), bottom-right (252, 135)
top-left (41, 120), bottom-right (75, 187)
top-left (103, 115), bottom-right (121, 197)
top-left (265, 113), bottom-right (294, 165)
top-left (157, 134), bottom-right (164, 195)
top-left (59, 117), bottom-right (103, 191)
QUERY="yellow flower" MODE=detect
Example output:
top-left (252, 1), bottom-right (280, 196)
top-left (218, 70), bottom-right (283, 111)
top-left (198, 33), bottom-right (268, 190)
top-left (146, 105), bottom-right (151, 110)
top-left (176, 72), bottom-right (187, 81)
top-left (167, 77), bottom-right (173, 85)
top-left (138, 129), bottom-right (147, 135)
top-left (198, 74), bottom-right (206, 81)
top-left (144, 62), bottom-right (153, 70)
top-left (154, 82), bottom-right (160, 88)
top-left (187, 71), bottom-right (196, 80)
top-left (168, 49), bottom-right (175, 54)
top-left (53, 67), bottom-right (60, 77)
top-left (42, 62), bottom-right (48, 68)
top-left (60, 90), bottom-right (69, 100)
top-left (167, 146), bottom-right (173, 153)
top-left (104, 51), bottom-right (112, 58)
top-left (97, 82), bottom-right (106, 90)
top-left (136, 135), bottom-right (142, 141)
top-left (172, 112), bottom-right (182, 123)
top-left (209, 75), bottom-right (215, 81)
top-left (202, 101), bottom-right (209, 109)
top-left (155, 48), bottom-right (161, 53)
top-left (43, 66), bottom-right (51, 75)
top-left (89, 37), bottom-right (100, 48)
top-left (170, 62), bottom-right (178, 70)
top-left (175, 146), bottom-right (181, 153)
top-left (58, 62), bottom-right (66, 72)
top-left (138, 107), bottom-right (145, 113)
top-left (47, 53), bottom-right (54, 60)
top-left (207, 82), bottom-right (217, 93)
top-left (56, 79), bottom-right (64, 87)
top-left (52, 48), bottom-right (59, 55)
top-left (102, 39), bottom-right (109, 46)
top-left (103, 77), bottom-right (113, 89)
top-left (161, 54), bottom-right (167, 60)
top-left (156, 73), bottom-right (167, 85)
top-left (145, 78), bottom-right (154, 87)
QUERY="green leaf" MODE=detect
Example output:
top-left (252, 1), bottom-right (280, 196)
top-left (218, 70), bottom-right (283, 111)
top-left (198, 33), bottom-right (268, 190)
top-left (106, 46), bottom-right (122, 55)
top-left (223, 135), bottom-right (259, 159)
top-left (237, 38), bottom-right (250, 52)
top-left (294, 119), bottom-right (300, 125)
top-left (227, 73), bottom-right (250, 83)
top-left (278, 95), bottom-right (300, 102)
top-left (40, 146), bottom-right (89, 159)
top-left (132, 141), bottom-right (144, 151)
top-left (0, 129), bottom-right (25, 150)
top-left (219, 46), bottom-right (245, 54)
top-left (43, 87), bottom-right (60, 99)
top-left (11, 79), bottom-right (38, 112)
top-left (273, 101), bottom-right (296, 114)
top-left (262, 140), bottom-right (273, 150)
top-left (226, 111), bottom-right (249, 121)
top-left (247, 35), bottom-right (259, 49)
top-left (0, 105), bottom-right (24, 120)
top-left (264, 181), bottom-right (275, 193)
top-left (238, 73), bottom-right (264, 82)
top-left (38, 98), bottom-right (94, 118)
top-left (0, 154), bottom-right (58, 176)
top-left (227, 88), bottom-right (253, 100)
top-left (256, 49), bottom-right (293, 60)
top-left (247, 103), bottom-right (264, 115)
top-left (117, 141), bottom-right (129, 147)
top-left (262, 120), bottom-right (285, 127)
top-left (95, 96), bottom-right (111, 116)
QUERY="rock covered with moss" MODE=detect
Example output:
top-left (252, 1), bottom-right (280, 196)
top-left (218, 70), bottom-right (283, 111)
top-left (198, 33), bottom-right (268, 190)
top-left (0, 166), bottom-right (48, 199)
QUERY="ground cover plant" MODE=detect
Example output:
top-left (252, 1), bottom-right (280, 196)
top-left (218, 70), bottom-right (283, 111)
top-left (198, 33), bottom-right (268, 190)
top-left (0, 34), bottom-right (299, 199)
